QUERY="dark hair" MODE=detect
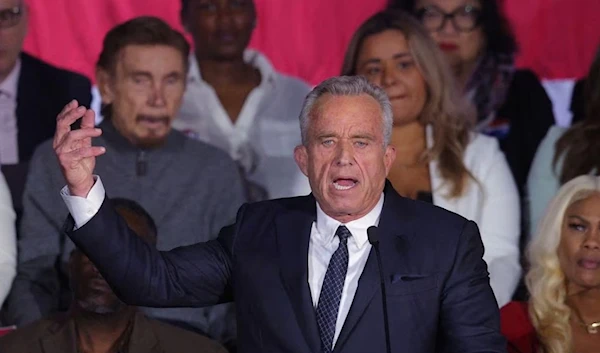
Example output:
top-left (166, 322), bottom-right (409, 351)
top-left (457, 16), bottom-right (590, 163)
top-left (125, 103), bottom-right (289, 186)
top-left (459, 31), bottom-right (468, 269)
top-left (388, 0), bottom-right (518, 55)
top-left (111, 198), bottom-right (158, 245)
top-left (97, 16), bottom-right (190, 73)
top-left (554, 45), bottom-right (600, 184)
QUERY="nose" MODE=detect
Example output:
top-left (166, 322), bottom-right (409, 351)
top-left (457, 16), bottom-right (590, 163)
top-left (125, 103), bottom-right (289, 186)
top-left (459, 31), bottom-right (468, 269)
top-left (439, 16), bottom-right (458, 36)
top-left (381, 63), bottom-right (397, 88)
top-left (148, 83), bottom-right (166, 107)
top-left (335, 140), bottom-right (355, 167)
top-left (583, 229), bottom-right (600, 250)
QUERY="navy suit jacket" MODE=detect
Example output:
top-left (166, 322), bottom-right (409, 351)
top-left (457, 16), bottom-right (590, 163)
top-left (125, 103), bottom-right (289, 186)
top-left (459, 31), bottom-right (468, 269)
top-left (68, 183), bottom-right (506, 353)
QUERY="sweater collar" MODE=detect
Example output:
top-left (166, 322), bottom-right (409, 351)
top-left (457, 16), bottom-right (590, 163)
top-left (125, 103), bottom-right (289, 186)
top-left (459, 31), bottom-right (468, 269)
top-left (98, 119), bottom-right (185, 154)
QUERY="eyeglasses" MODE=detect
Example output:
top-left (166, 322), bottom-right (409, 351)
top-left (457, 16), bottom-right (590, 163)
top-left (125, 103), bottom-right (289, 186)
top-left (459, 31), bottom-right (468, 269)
top-left (0, 5), bottom-right (23, 29)
top-left (416, 5), bottom-right (481, 33)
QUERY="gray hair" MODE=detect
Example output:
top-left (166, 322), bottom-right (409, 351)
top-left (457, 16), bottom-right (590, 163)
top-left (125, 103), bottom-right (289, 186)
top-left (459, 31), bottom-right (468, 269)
top-left (299, 76), bottom-right (393, 146)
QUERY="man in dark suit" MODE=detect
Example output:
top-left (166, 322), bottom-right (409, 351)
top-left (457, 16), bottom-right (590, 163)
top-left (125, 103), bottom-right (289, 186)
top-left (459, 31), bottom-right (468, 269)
top-left (0, 0), bottom-right (91, 213)
top-left (52, 75), bottom-right (506, 352)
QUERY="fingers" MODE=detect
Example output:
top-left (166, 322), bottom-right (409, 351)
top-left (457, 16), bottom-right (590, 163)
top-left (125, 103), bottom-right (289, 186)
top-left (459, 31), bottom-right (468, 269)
top-left (80, 107), bottom-right (96, 129)
top-left (57, 146), bottom-right (106, 167)
top-left (54, 127), bottom-right (102, 153)
top-left (54, 103), bottom-right (93, 148)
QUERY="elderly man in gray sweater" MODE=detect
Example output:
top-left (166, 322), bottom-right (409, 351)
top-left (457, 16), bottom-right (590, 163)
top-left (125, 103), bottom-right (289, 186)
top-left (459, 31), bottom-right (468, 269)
top-left (5, 17), bottom-right (246, 350)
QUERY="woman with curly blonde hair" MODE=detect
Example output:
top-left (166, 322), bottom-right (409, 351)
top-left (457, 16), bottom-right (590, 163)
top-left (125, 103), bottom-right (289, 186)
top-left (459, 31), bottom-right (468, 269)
top-left (501, 175), bottom-right (600, 353)
top-left (343, 9), bottom-right (520, 307)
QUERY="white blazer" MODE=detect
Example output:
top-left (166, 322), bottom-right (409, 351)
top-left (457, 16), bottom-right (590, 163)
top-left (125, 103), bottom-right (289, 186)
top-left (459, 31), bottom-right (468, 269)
top-left (426, 126), bottom-right (521, 308)
top-left (0, 171), bottom-right (16, 307)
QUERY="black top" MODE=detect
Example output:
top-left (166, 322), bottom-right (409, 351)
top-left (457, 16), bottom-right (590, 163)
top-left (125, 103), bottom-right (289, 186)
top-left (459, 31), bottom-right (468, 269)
top-left (493, 69), bottom-right (555, 196)
top-left (570, 78), bottom-right (585, 125)
top-left (416, 191), bottom-right (433, 204)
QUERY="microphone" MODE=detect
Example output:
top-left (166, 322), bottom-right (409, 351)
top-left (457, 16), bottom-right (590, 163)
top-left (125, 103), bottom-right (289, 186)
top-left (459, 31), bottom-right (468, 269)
top-left (367, 226), bottom-right (391, 353)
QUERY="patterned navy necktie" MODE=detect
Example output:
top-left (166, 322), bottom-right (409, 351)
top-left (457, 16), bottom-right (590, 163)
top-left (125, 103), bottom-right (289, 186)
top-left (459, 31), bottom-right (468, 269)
top-left (315, 225), bottom-right (352, 353)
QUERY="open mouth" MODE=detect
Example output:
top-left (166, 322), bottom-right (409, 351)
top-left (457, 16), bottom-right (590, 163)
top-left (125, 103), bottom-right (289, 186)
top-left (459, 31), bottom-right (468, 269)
top-left (137, 115), bottom-right (169, 128)
top-left (333, 178), bottom-right (358, 191)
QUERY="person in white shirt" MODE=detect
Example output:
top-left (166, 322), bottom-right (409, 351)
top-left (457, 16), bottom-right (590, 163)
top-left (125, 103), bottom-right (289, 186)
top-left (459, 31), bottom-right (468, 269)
top-left (0, 171), bottom-right (16, 309)
top-left (174, 0), bottom-right (312, 201)
top-left (341, 10), bottom-right (521, 307)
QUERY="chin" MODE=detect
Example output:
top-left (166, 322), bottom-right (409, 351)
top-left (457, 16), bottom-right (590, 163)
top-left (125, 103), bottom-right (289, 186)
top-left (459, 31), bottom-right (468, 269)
top-left (135, 134), bottom-right (169, 149)
top-left (78, 298), bottom-right (127, 314)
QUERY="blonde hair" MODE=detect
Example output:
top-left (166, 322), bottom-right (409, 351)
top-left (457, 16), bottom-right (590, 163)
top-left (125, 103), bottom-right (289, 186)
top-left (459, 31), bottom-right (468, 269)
top-left (341, 9), bottom-right (476, 198)
top-left (526, 175), bottom-right (600, 353)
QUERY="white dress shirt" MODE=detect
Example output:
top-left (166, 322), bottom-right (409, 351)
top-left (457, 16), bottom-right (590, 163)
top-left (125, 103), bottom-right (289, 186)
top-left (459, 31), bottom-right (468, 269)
top-left (0, 59), bottom-right (21, 165)
top-left (308, 193), bottom-right (383, 348)
top-left (61, 178), bottom-right (383, 349)
top-left (173, 50), bottom-right (312, 199)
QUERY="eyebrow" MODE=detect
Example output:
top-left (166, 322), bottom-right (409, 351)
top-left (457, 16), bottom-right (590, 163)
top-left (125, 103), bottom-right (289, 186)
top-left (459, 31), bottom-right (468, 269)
top-left (129, 70), bottom-right (183, 79)
top-left (566, 215), bottom-right (589, 223)
top-left (359, 52), bottom-right (413, 66)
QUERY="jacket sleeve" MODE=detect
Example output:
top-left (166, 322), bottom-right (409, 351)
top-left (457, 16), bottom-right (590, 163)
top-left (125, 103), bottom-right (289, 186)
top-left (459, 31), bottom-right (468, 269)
top-left (67, 196), bottom-right (242, 308)
top-left (439, 220), bottom-right (507, 352)
top-left (0, 171), bottom-right (16, 307)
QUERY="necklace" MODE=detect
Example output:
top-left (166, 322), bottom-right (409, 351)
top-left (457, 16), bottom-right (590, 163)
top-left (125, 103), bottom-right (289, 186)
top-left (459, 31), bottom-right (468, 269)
top-left (571, 305), bottom-right (600, 334)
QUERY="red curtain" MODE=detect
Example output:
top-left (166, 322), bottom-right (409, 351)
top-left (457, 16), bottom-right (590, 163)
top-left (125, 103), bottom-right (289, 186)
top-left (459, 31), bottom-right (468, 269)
top-left (22, 0), bottom-right (600, 85)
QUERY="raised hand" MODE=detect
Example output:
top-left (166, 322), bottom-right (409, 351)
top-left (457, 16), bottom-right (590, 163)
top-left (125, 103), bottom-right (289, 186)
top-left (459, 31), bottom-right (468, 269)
top-left (53, 100), bottom-right (105, 197)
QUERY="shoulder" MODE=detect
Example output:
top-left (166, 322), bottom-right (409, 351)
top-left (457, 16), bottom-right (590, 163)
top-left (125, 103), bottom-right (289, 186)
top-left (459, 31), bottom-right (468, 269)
top-left (462, 132), bottom-right (504, 170)
top-left (236, 194), bottom-right (314, 224)
top-left (177, 132), bottom-right (239, 171)
top-left (21, 52), bottom-right (90, 87)
top-left (147, 317), bottom-right (226, 353)
top-left (29, 138), bottom-right (59, 171)
top-left (535, 125), bottom-right (567, 160)
top-left (274, 72), bottom-right (312, 96)
top-left (0, 318), bottom-right (56, 350)
top-left (510, 69), bottom-right (544, 89)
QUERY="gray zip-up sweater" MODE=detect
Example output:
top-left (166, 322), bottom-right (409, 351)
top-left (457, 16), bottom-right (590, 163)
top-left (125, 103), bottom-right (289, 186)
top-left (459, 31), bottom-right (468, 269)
top-left (6, 120), bottom-right (246, 345)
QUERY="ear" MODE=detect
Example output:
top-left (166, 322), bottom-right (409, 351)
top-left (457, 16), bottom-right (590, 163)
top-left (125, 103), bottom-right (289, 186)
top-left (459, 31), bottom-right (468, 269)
top-left (294, 145), bottom-right (309, 177)
top-left (383, 145), bottom-right (396, 176)
top-left (96, 68), bottom-right (115, 105)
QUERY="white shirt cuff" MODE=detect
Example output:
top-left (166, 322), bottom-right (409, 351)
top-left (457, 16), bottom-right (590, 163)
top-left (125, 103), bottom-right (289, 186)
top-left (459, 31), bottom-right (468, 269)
top-left (60, 175), bottom-right (106, 229)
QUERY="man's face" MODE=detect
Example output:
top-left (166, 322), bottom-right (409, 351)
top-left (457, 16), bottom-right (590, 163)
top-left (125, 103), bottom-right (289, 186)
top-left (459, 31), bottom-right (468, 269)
top-left (294, 94), bottom-right (396, 223)
top-left (183, 0), bottom-right (256, 60)
top-left (0, 0), bottom-right (27, 79)
top-left (69, 251), bottom-right (126, 314)
top-left (97, 44), bottom-right (186, 148)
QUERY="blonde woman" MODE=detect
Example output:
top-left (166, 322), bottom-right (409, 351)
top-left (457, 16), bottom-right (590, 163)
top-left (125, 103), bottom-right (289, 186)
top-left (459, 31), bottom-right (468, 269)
top-left (342, 9), bottom-right (521, 307)
top-left (501, 175), bottom-right (600, 353)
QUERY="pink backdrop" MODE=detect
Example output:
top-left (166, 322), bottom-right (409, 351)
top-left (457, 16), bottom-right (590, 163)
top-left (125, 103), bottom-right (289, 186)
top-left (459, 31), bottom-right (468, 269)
top-left (22, 0), bottom-right (600, 85)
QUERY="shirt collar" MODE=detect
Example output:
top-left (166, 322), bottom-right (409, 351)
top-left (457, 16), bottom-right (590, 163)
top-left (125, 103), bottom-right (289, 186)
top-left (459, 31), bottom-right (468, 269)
top-left (0, 58), bottom-right (21, 98)
top-left (315, 193), bottom-right (385, 249)
top-left (187, 49), bottom-right (277, 87)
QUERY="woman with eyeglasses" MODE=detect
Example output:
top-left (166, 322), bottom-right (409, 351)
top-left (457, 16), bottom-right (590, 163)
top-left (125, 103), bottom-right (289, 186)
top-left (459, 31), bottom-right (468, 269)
top-left (390, 0), bottom-right (555, 232)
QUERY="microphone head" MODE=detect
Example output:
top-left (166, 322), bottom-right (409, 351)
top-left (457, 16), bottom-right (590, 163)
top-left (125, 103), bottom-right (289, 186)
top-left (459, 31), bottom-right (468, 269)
top-left (367, 226), bottom-right (379, 245)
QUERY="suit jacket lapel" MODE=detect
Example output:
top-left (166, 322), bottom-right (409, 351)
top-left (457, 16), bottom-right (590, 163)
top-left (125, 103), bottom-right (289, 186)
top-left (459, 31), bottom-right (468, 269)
top-left (334, 182), bottom-right (417, 352)
top-left (276, 195), bottom-right (320, 353)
